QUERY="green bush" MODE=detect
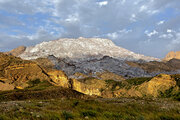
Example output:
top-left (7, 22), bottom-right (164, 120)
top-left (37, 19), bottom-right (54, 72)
top-left (171, 74), bottom-right (180, 87)
top-left (159, 115), bottom-right (175, 120)
top-left (160, 87), bottom-right (180, 101)
top-left (0, 114), bottom-right (9, 120)
top-left (61, 111), bottom-right (74, 120)
top-left (72, 101), bottom-right (79, 107)
top-left (28, 79), bottom-right (41, 86)
top-left (42, 113), bottom-right (60, 120)
top-left (80, 110), bottom-right (97, 118)
top-left (103, 112), bottom-right (122, 119)
top-left (27, 79), bottom-right (52, 91)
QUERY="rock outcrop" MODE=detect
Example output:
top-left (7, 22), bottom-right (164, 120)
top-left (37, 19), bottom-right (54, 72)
top-left (5, 46), bottom-right (26, 56)
top-left (138, 74), bottom-right (177, 97)
top-left (0, 53), bottom-right (49, 90)
top-left (0, 82), bottom-right (14, 91)
top-left (48, 70), bottom-right (69, 88)
top-left (164, 51), bottom-right (180, 61)
top-left (70, 78), bottom-right (106, 96)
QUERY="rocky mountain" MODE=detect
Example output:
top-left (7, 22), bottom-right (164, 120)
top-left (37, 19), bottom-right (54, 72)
top-left (4, 38), bottom-right (180, 78)
top-left (47, 55), bottom-right (151, 78)
top-left (5, 46), bottom-right (26, 56)
top-left (19, 37), bottom-right (159, 61)
top-left (37, 55), bottom-right (179, 79)
top-left (164, 51), bottom-right (180, 61)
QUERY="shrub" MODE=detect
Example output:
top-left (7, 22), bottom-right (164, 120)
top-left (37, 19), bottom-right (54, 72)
top-left (0, 114), bottom-right (8, 120)
top-left (171, 74), bottom-right (180, 87)
top-left (103, 112), bottom-right (122, 119)
top-left (80, 110), bottom-right (97, 118)
top-left (159, 115), bottom-right (175, 120)
top-left (72, 101), bottom-right (79, 107)
top-left (61, 111), bottom-right (74, 120)
top-left (28, 79), bottom-right (41, 86)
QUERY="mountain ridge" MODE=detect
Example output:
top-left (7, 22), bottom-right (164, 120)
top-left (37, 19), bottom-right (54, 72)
top-left (19, 37), bottom-right (159, 61)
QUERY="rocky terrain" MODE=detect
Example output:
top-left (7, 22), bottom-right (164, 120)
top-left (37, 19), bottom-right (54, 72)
top-left (0, 52), bottom-right (50, 90)
top-left (47, 55), bottom-right (180, 78)
top-left (0, 53), bottom-right (179, 100)
top-left (164, 51), bottom-right (180, 61)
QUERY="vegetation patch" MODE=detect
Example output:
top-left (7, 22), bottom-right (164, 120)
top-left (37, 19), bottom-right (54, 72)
top-left (105, 80), bottom-right (129, 91)
top-left (27, 79), bottom-right (52, 91)
top-left (126, 77), bottom-right (152, 86)
top-left (80, 110), bottom-right (97, 118)
top-left (160, 87), bottom-right (180, 101)
top-left (61, 111), bottom-right (74, 120)
top-left (171, 74), bottom-right (180, 87)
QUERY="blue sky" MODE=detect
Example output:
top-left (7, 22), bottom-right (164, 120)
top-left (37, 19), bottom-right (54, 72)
top-left (0, 0), bottom-right (180, 58)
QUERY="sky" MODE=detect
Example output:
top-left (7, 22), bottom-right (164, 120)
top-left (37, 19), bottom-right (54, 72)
top-left (0, 0), bottom-right (180, 58)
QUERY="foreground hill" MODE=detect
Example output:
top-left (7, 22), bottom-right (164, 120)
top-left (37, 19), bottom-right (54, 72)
top-left (164, 51), bottom-right (180, 61)
top-left (19, 37), bottom-right (159, 61)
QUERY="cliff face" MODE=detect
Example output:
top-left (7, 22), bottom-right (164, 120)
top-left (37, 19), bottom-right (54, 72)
top-left (70, 78), bottom-right (106, 96)
top-left (164, 51), bottom-right (180, 61)
top-left (48, 70), bottom-right (69, 88)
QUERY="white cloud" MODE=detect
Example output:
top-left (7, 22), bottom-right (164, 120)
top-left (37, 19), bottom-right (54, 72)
top-left (65, 13), bottom-right (79, 23)
top-left (145, 30), bottom-right (158, 37)
top-left (130, 14), bottom-right (137, 22)
top-left (147, 10), bottom-right (159, 15)
top-left (167, 29), bottom-right (172, 33)
top-left (107, 29), bottom-right (132, 40)
top-left (139, 5), bottom-right (147, 12)
top-left (157, 20), bottom-right (165, 25)
top-left (107, 32), bottom-right (118, 39)
top-left (159, 34), bottom-right (173, 39)
top-left (167, 32), bottom-right (180, 50)
top-left (97, 1), bottom-right (108, 7)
